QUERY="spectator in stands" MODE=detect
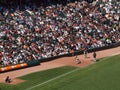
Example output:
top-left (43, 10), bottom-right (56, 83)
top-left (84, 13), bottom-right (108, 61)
top-left (0, 0), bottom-right (119, 67)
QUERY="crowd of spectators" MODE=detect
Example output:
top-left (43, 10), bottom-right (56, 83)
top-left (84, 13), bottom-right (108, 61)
top-left (0, 0), bottom-right (120, 67)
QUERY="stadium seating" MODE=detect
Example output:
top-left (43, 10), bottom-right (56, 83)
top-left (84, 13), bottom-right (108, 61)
top-left (0, 0), bottom-right (119, 67)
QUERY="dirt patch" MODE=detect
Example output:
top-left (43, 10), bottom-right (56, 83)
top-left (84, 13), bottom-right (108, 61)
top-left (10, 79), bottom-right (25, 85)
top-left (0, 46), bottom-right (120, 85)
top-left (0, 78), bottom-right (25, 85)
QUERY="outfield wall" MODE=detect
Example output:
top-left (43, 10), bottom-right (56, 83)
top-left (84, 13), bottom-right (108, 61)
top-left (0, 60), bottom-right (40, 73)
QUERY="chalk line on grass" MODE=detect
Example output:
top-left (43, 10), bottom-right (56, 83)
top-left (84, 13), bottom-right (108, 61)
top-left (25, 52), bottom-right (120, 90)
top-left (25, 68), bottom-right (80, 90)
top-left (111, 53), bottom-right (120, 56)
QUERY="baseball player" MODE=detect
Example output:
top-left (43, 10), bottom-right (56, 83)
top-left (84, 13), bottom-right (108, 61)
top-left (75, 55), bottom-right (81, 64)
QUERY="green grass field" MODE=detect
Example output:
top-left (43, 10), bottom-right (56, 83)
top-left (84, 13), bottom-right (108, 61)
top-left (0, 55), bottom-right (120, 90)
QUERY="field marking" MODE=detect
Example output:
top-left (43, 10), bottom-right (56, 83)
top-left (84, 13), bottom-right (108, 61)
top-left (25, 53), bottom-right (120, 90)
top-left (98, 53), bottom-right (120, 61)
top-left (111, 53), bottom-right (120, 56)
top-left (25, 68), bottom-right (80, 90)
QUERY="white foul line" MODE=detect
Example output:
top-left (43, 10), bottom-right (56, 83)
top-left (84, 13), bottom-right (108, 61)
top-left (111, 53), bottom-right (120, 56)
top-left (25, 68), bottom-right (80, 90)
top-left (25, 53), bottom-right (120, 90)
